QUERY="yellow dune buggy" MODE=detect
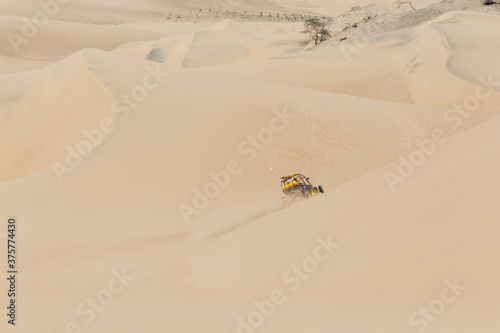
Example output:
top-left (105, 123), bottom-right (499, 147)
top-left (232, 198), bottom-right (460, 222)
top-left (281, 173), bottom-right (324, 198)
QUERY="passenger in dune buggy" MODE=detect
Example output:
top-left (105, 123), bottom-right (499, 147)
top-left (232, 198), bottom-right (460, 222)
top-left (281, 173), bottom-right (324, 198)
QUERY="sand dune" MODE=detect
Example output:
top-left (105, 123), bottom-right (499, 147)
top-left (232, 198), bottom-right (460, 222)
top-left (2, 46), bottom-right (475, 225)
top-left (0, 2), bottom-right (499, 333)
top-left (113, 20), bottom-right (306, 67)
top-left (202, 11), bottom-right (500, 110)
top-left (0, 15), bottom-right (166, 74)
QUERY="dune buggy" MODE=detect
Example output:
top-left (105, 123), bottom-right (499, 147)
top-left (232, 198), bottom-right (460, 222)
top-left (281, 173), bottom-right (324, 198)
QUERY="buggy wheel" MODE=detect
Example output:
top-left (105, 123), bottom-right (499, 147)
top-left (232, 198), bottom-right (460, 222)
top-left (318, 185), bottom-right (324, 193)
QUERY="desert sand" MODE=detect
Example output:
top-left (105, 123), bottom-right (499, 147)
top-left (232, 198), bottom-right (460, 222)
top-left (1, 0), bottom-right (499, 332)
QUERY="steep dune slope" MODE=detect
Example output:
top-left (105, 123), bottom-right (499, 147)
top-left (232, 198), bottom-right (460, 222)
top-left (170, 111), bottom-right (500, 333)
top-left (0, 50), bottom-right (118, 182)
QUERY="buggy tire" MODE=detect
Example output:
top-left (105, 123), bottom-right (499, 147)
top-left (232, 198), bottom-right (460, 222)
top-left (318, 185), bottom-right (324, 193)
